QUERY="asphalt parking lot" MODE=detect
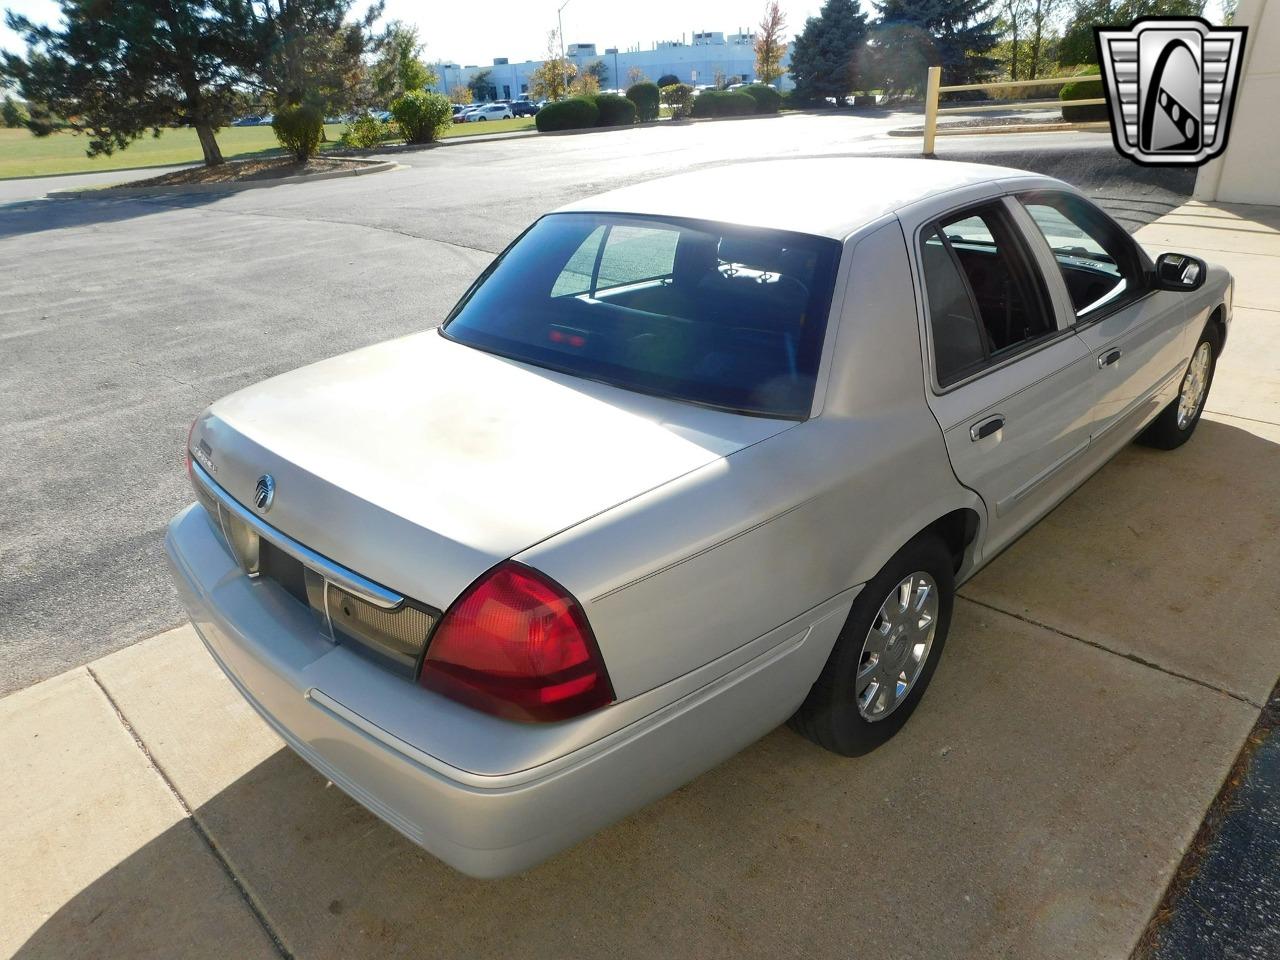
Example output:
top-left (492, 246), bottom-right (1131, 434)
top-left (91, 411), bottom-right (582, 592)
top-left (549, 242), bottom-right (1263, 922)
top-left (0, 113), bottom-right (1195, 694)
top-left (3, 114), bottom-right (1279, 959)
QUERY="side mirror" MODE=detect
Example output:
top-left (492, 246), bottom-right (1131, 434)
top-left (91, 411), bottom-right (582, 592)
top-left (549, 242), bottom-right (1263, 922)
top-left (1154, 252), bottom-right (1206, 292)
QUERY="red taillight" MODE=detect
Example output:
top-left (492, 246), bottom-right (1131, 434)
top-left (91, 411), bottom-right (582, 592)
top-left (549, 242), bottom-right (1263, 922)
top-left (419, 561), bottom-right (614, 722)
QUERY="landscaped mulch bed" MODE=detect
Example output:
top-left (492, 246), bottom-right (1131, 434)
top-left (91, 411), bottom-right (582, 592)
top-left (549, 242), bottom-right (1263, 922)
top-left (112, 156), bottom-right (367, 188)
top-left (888, 113), bottom-right (1070, 136)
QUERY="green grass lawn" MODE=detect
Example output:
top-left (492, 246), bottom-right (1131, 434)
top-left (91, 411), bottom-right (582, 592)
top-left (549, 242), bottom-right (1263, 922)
top-left (440, 116), bottom-right (536, 138)
top-left (0, 124), bottom-right (350, 180)
top-left (0, 116), bottom-right (537, 180)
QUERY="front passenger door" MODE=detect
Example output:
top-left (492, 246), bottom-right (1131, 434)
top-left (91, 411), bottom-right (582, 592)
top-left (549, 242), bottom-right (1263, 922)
top-left (917, 199), bottom-right (1096, 559)
top-left (1017, 192), bottom-right (1191, 451)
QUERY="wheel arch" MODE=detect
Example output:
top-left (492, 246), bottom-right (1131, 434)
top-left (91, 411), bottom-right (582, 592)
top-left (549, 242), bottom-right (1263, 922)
top-left (1206, 303), bottom-right (1227, 351)
top-left (920, 506), bottom-right (983, 576)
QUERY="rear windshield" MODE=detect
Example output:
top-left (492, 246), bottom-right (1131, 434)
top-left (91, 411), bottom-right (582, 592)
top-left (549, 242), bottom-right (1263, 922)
top-left (441, 213), bottom-right (842, 419)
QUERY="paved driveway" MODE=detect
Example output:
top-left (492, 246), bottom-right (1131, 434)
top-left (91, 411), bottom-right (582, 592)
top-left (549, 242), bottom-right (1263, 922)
top-left (4, 112), bottom-right (1177, 695)
top-left (2, 111), bottom-right (1279, 958)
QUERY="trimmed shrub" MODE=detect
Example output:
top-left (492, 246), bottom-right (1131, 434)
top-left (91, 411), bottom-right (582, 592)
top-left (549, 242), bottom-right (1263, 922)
top-left (593, 93), bottom-right (637, 126)
top-left (272, 104), bottom-right (323, 162)
top-left (656, 73), bottom-right (680, 88)
top-left (535, 96), bottom-right (600, 132)
top-left (625, 81), bottom-right (661, 121)
top-left (341, 114), bottom-right (394, 148)
top-left (1060, 73), bottom-right (1106, 122)
top-left (690, 90), bottom-right (757, 118)
top-left (660, 83), bottom-right (694, 120)
top-left (391, 90), bottom-right (453, 144)
top-left (740, 84), bottom-right (782, 114)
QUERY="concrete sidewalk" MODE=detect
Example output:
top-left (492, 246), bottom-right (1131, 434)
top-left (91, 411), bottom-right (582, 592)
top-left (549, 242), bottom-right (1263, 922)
top-left (4, 201), bottom-right (1279, 960)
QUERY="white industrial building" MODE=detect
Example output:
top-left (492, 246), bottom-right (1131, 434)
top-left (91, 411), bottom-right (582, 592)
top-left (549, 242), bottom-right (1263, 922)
top-left (432, 29), bottom-right (793, 101)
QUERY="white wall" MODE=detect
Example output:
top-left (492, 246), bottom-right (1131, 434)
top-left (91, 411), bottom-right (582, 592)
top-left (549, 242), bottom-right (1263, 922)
top-left (1195, 0), bottom-right (1280, 205)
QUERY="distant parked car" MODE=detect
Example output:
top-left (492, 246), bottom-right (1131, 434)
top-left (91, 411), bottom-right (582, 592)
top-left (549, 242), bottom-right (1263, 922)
top-left (232, 116), bottom-right (262, 126)
top-left (452, 104), bottom-right (470, 122)
top-left (256, 114), bottom-right (275, 126)
top-left (466, 103), bottom-right (513, 122)
top-left (510, 99), bottom-right (538, 117)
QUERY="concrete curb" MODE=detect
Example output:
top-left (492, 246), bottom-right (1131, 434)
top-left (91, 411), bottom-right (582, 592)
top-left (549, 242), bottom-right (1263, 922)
top-left (325, 110), bottom-right (853, 156)
top-left (889, 120), bottom-right (1110, 138)
top-left (47, 158), bottom-right (398, 199)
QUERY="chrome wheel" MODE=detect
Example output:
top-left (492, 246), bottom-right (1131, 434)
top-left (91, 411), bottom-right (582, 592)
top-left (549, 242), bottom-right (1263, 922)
top-left (856, 571), bottom-right (939, 721)
top-left (1177, 341), bottom-right (1212, 429)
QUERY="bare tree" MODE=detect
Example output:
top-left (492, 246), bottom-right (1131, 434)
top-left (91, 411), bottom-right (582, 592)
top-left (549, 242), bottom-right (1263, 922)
top-left (1027, 0), bottom-right (1060, 78)
top-left (755, 1), bottom-right (788, 85)
top-left (1002, 0), bottom-right (1031, 80)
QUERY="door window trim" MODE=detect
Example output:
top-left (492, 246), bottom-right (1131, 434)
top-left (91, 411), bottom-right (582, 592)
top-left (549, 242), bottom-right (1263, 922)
top-left (1014, 189), bottom-right (1155, 330)
top-left (915, 198), bottom-right (1071, 394)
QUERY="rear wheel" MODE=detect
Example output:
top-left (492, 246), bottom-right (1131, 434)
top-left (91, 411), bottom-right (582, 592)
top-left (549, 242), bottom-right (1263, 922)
top-left (790, 534), bottom-right (954, 756)
top-left (1137, 329), bottom-right (1218, 450)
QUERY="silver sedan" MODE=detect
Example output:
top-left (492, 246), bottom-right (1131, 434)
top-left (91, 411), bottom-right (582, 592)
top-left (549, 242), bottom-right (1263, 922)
top-left (167, 158), bottom-right (1231, 877)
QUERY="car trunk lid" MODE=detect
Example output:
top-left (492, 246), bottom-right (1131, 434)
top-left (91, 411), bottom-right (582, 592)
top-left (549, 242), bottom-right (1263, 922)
top-left (191, 330), bottom-right (792, 609)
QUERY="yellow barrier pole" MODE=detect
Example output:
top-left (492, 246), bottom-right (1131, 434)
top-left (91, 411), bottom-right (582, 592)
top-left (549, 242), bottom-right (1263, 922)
top-left (923, 66), bottom-right (942, 157)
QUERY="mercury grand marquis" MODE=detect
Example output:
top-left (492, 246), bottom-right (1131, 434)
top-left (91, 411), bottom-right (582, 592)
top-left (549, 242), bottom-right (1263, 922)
top-left (166, 158), bottom-right (1231, 877)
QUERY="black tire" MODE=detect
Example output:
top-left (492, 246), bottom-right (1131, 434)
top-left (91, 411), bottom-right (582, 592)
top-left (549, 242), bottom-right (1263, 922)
top-left (1137, 327), bottom-right (1219, 450)
top-left (790, 533), bottom-right (955, 756)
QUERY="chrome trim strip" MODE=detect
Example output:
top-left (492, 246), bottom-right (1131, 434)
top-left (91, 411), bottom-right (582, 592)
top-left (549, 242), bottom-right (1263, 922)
top-left (190, 458), bottom-right (404, 610)
top-left (996, 438), bottom-right (1090, 516)
top-left (1090, 362), bottom-right (1184, 444)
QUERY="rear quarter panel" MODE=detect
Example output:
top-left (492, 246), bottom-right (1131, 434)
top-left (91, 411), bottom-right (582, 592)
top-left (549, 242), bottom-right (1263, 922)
top-left (518, 220), bottom-right (984, 701)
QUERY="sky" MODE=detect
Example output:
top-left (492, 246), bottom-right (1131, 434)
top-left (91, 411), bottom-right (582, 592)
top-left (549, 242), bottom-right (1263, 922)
top-left (1, 0), bottom-right (827, 62)
top-left (1, 0), bottom-right (1234, 64)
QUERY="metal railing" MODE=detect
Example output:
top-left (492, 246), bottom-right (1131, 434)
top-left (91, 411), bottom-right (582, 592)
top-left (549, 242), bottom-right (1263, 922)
top-left (922, 66), bottom-right (1107, 155)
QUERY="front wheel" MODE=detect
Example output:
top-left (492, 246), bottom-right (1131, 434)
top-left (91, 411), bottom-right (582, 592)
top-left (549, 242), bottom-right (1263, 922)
top-left (1137, 329), bottom-right (1218, 450)
top-left (790, 533), bottom-right (955, 756)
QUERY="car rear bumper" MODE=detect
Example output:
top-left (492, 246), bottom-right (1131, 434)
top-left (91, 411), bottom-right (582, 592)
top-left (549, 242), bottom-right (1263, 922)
top-left (165, 504), bottom-right (853, 877)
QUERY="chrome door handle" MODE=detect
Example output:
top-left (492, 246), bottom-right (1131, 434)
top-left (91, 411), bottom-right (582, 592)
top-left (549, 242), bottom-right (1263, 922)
top-left (1098, 348), bottom-right (1123, 368)
top-left (970, 415), bottom-right (1005, 442)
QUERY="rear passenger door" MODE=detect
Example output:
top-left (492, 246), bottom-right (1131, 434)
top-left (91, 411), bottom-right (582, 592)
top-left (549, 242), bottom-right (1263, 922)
top-left (1016, 191), bottom-right (1191, 451)
top-left (915, 198), bottom-right (1096, 558)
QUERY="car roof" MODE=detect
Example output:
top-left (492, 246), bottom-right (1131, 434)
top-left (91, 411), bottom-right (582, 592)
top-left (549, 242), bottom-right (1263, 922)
top-left (554, 158), bottom-right (1055, 240)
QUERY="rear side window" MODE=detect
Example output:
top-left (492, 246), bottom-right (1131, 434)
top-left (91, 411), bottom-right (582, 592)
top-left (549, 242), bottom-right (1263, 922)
top-left (919, 203), bottom-right (1055, 387)
top-left (443, 213), bottom-right (841, 419)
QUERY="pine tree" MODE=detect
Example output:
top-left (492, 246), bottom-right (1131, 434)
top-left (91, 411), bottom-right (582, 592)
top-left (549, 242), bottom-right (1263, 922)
top-left (2, 0), bottom-right (252, 165)
top-left (236, 0), bottom-right (384, 113)
top-left (873, 0), bottom-right (1001, 89)
top-left (371, 21), bottom-right (437, 104)
top-left (1, 0), bottom-right (383, 167)
top-left (789, 0), bottom-right (870, 104)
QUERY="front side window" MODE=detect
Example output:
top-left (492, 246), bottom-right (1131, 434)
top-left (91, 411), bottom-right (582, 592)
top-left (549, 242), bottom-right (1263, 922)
top-left (920, 203), bottom-right (1055, 387)
top-left (1019, 192), bottom-right (1147, 319)
top-left (443, 213), bottom-right (841, 419)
